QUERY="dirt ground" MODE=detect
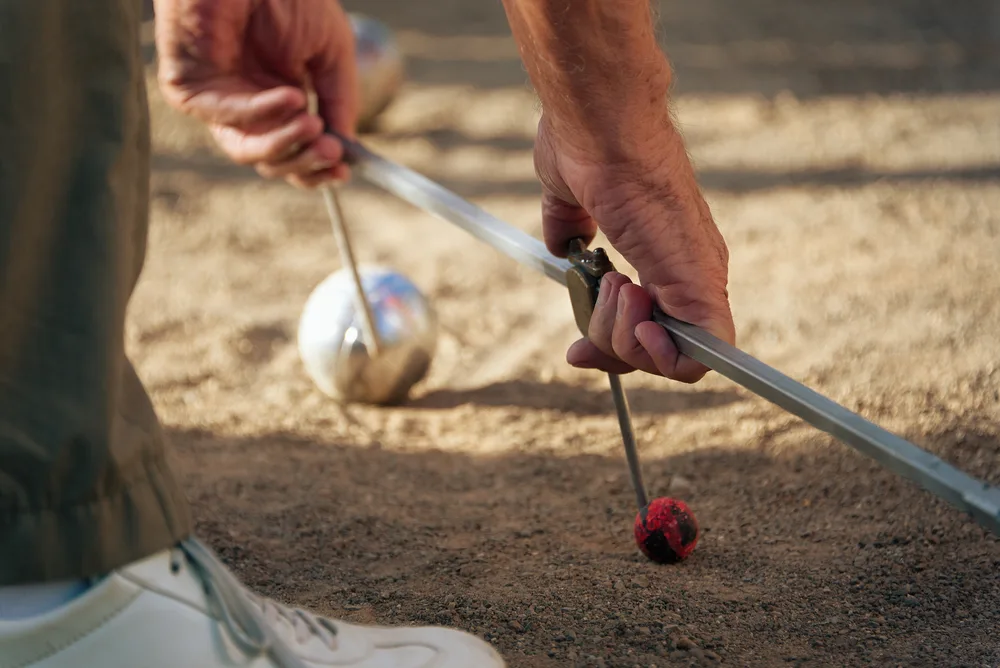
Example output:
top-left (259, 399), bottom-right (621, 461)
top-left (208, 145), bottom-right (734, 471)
top-left (137, 1), bottom-right (1000, 666)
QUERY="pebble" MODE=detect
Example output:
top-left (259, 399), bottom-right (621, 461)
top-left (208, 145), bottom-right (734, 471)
top-left (510, 620), bottom-right (524, 633)
top-left (704, 650), bottom-right (722, 661)
top-left (675, 636), bottom-right (696, 650)
top-left (670, 475), bottom-right (695, 492)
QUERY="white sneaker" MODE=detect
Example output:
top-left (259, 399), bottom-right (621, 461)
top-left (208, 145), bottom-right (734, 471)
top-left (0, 538), bottom-right (505, 668)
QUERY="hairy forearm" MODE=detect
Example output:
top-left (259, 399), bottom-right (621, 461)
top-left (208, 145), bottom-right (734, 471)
top-left (501, 0), bottom-right (674, 157)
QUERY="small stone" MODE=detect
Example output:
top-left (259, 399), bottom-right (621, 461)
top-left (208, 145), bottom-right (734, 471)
top-left (510, 620), bottom-right (524, 633)
top-left (669, 650), bottom-right (689, 660)
top-left (689, 647), bottom-right (705, 661)
top-left (675, 636), bottom-right (696, 651)
top-left (704, 650), bottom-right (722, 661)
top-left (670, 475), bottom-right (695, 492)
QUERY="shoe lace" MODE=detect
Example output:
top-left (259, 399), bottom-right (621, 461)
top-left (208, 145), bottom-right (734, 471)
top-left (176, 537), bottom-right (338, 668)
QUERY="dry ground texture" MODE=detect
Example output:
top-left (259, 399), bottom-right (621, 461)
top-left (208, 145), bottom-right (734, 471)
top-left (137, 1), bottom-right (1000, 666)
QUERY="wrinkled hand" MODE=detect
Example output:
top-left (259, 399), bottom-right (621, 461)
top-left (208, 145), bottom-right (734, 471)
top-left (154, 0), bottom-right (358, 187)
top-left (535, 115), bottom-right (735, 383)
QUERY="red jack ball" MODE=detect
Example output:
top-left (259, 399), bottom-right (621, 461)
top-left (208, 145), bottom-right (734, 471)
top-left (634, 497), bottom-right (699, 564)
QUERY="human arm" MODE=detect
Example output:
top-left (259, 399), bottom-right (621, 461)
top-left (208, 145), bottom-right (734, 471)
top-left (500, 0), bottom-right (735, 383)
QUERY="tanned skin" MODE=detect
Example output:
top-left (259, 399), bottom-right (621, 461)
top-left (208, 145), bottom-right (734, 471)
top-left (156, 0), bottom-right (734, 382)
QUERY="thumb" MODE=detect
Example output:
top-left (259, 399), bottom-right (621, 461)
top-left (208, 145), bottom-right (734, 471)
top-left (541, 190), bottom-right (598, 258)
top-left (534, 122), bottom-right (597, 257)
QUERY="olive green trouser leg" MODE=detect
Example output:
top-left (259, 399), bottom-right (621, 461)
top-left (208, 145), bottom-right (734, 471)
top-left (0, 0), bottom-right (192, 585)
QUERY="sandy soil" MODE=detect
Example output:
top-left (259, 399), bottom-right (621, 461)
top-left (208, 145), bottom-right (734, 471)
top-left (136, 1), bottom-right (1000, 665)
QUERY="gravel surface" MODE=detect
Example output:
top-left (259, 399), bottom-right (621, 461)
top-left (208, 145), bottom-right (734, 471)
top-left (138, 1), bottom-right (999, 665)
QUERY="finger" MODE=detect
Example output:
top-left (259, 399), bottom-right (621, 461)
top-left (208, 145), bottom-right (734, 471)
top-left (163, 76), bottom-right (308, 131)
top-left (287, 164), bottom-right (351, 190)
top-left (254, 135), bottom-right (346, 179)
top-left (645, 282), bottom-right (736, 383)
top-left (541, 190), bottom-right (598, 258)
top-left (566, 339), bottom-right (636, 374)
top-left (210, 113), bottom-right (324, 165)
top-left (587, 272), bottom-right (633, 359)
top-left (609, 284), bottom-right (660, 375)
top-left (634, 321), bottom-right (708, 384)
top-left (256, 148), bottom-right (331, 180)
top-left (309, 29), bottom-right (360, 139)
top-left (648, 283), bottom-right (736, 347)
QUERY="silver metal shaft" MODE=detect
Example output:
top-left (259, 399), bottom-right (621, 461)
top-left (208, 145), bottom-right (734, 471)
top-left (338, 136), bottom-right (1000, 536)
top-left (608, 373), bottom-right (649, 509)
top-left (321, 184), bottom-right (382, 356)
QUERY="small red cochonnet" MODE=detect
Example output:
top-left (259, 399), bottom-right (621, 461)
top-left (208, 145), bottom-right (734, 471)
top-left (633, 497), bottom-right (700, 564)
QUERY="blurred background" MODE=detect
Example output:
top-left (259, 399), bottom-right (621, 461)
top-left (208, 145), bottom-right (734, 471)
top-left (136, 2), bottom-right (999, 666)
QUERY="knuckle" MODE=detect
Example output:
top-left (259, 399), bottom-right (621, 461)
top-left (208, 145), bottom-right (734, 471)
top-left (611, 331), bottom-right (644, 364)
top-left (156, 62), bottom-right (206, 118)
top-left (587, 322), bottom-right (615, 356)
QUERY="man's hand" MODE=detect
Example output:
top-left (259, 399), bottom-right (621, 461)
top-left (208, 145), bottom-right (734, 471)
top-left (535, 115), bottom-right (734, 384)
top-left (501, 0), bottom-right (735, 384)
top-left (154, 0), bottom-right (359, 188)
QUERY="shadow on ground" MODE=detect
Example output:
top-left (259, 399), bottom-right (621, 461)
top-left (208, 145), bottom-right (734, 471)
top-left (408, 379), bottom-right (743, 415)
top-left (167, 423), bottom-right (1000, 667)
top-left (143, 0), bottom-right (1000, 202)
top-left (151, 146), bottom-right (1000, 202)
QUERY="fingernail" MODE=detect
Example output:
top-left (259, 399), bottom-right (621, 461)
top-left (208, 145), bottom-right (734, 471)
top-left (310, 161), bottom-right (334, 173)
top-left (596, 275), bottom-right (611, 306)
top-left (616, 288), bottom-right (627, 315)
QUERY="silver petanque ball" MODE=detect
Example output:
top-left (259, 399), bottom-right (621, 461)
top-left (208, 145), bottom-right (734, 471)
top-left (349, 13), bottom-right (405, 130)
top-left (297, 266), bottom-right (437, 405)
